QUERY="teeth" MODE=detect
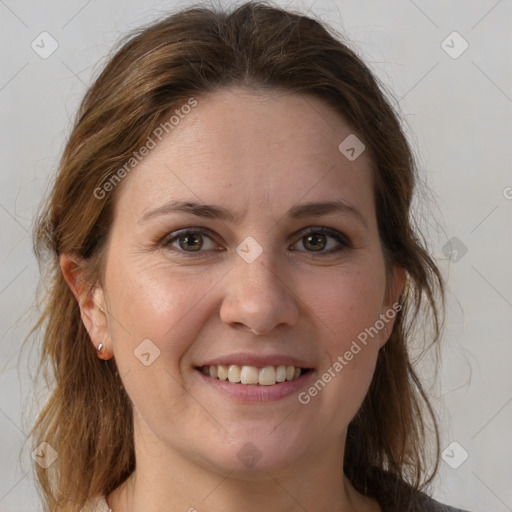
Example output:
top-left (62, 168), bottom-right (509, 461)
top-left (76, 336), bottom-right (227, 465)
top-left (258, 366), bottom-right (276, 386)
top-left (276, 365), bottom-right (287, 382)
top-left (228, 365), bottom-right (241, 383)
top-left (200, 364), bottom-right (306, 385)
top-left (217, 364), bottom-right (228, 381)
top-left (240, 366), bottom-right (259, 385)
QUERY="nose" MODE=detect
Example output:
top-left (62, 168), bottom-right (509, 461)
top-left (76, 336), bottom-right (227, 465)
top-left (219, 251), bottom-right (300, 335)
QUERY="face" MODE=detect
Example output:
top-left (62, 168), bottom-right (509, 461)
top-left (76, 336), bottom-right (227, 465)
top-left (73, 87), bottom-right (405, 476)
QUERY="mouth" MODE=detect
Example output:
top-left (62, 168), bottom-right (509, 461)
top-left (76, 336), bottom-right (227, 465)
top-left (196, 364), bottom-right (313, 386)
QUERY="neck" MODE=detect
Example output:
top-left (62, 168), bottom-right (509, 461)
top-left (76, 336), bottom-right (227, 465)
top-left (107, 417), bottom-right (380, 512)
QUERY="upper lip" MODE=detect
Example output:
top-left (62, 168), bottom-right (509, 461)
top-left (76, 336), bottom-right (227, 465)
top-left (197, 353), bottom-right (314, 369)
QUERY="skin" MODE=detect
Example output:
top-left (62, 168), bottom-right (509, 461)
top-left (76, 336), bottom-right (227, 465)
top-left (61, 87), bottom-right (405, 512)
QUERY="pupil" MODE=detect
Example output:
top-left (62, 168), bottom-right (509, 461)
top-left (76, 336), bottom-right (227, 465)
top-left (180, 233), bottom-right (202, 251)
top-left (305, 234), bottom-right (325, 252)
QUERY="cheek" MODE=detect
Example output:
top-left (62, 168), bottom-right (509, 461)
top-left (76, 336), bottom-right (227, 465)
top-left (103, 264), bottom-right (213, 422)
top-left (299, 267), bottom-right (384, 411)
top-left (302, 264), bottom-right (386, 343)
top-left (104, 256), bottom-right (228, 383)
top-left (305, 348), bottom-right (378, 433)
top-left (297, 278), bottom-right (383, 428)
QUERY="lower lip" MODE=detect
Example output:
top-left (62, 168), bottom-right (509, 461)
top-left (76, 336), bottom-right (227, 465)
top-left (194, 369), bottom-right (316, 403)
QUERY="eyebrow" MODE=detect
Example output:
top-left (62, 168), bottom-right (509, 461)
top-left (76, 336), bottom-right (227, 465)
top-left (139, 199), bottom-right (367, 229)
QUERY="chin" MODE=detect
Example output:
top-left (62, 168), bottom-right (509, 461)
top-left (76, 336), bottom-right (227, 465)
top-left (190, 428), bottom-right (311, 477)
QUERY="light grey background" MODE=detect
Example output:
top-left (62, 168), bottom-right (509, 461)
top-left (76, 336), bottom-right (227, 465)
top-left (1, 1), bottom-right (511, 511)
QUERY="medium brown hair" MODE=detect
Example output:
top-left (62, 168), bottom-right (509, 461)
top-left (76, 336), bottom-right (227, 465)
top-left (27, 2), bottom-right (445, 510)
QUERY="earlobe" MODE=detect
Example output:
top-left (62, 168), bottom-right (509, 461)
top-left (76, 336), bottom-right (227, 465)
top-left (59, 253), bottom-right (113, 360)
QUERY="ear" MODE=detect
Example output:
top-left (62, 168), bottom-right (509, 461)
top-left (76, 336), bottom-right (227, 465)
top-left (378, 265), bottom-right (407, 349)
top-left (59, 253), bottom-right (113, 360)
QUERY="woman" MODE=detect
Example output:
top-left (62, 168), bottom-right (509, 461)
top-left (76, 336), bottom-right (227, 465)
top-left (29, 1), bottom-right (470, 511)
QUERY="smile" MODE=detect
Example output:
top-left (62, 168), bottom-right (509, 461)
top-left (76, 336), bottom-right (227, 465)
top-left (198, 364), bottom-right (311, 386)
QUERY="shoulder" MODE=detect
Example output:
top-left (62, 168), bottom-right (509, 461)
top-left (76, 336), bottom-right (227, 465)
top-left (414, 491), bottom-right (471, 512)
top-left (79, 493), bottom-right (471, 512)
top-left (367, 468), bottom-right (471, 512)
top-left (79, 496), bottom-right (111, 512)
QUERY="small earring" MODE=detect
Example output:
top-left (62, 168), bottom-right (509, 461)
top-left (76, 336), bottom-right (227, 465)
top-left (97, 343), bottom-right (104, 355)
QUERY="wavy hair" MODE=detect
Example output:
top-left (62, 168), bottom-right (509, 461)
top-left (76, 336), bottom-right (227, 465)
top-left (26, 2), bottom-right (445, 510)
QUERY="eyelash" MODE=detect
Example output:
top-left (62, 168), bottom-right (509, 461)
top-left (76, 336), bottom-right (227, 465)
top-left (161, 227), bottom-right (351, 258)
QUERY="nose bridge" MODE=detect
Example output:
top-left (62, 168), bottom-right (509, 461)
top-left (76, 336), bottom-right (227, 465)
top-left (220, 244), bottom-right (299, 334)
top-left (236, 247), bottom-right (285, 304)
top-left (245, 249), bottom-right (279, 290)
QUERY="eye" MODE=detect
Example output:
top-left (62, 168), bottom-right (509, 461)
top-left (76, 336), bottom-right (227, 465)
top-left (290, 227), bottom-right (351, 256)
top-left (163, 229), bottom-right (219, 256)
top-left (161, 227), bottom-right (351, 258)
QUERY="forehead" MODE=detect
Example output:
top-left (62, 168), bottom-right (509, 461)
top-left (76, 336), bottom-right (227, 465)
top-left (114, 87), bottom-right (375, 226)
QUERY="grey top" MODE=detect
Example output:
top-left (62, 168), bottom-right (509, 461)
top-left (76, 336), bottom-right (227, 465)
top-left (416, 492), bottom-right (470, 511)
top-left (81, 494), bottom-right (470, 511)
